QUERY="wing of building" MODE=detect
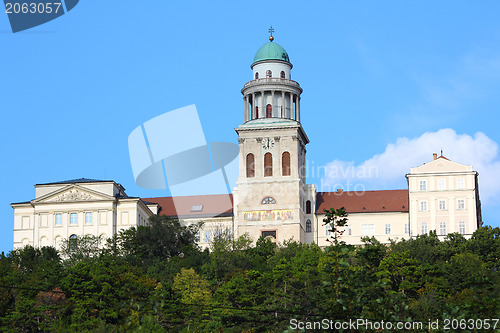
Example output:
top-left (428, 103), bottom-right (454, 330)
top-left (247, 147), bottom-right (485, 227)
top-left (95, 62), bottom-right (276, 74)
top-left (11, 179), bottom-right (159, 249)
top-left (11, 35), bottom-right (483, 250)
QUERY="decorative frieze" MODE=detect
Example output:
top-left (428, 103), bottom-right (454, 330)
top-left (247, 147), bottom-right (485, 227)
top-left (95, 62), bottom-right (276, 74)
top-left (51, 190), bottom-right (96, 202)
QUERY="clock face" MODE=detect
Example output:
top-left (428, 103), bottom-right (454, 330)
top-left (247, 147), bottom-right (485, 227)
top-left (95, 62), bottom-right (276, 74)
top-left (262, 138), bottom-right (275, 150)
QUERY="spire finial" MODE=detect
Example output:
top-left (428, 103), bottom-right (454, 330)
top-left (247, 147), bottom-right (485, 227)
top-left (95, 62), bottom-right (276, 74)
top-left (268, 26), bottom-right (274, 42)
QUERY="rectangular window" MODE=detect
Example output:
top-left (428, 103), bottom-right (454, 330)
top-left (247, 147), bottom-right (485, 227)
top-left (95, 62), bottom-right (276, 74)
top-left (457, 178), bottom-right (465, 189)
top-left (361, 224), bottom-right (374, 236)
top-left (55, 213), bottom-right (62, 225)
top-left (347, 225), bottom-right (352, 236)
top-left (438, 179), bottom-right (446, 190)
top-left (419, 180), bottom-right (427, 191)
top-left (404, 223), bottom-right (409, 234)
top-left (439, 200), bottom-right (446, 210)
top-left (440, 222), bottom-right (447, 235)
top-left (385, 224), bottom-right (391, 235)
top-left (204, 231), bottom-right (211, 243)
top-left (420, 201), bottom-right (427, 211)
top-left (85, 212), bottom-right (92, 224)
top-left (459, 222), bottom-right (466, 235)
top-left (457, 199), bottom-right (465, 210)
top-left (195, 231), bottom-right (200, 242)
top-left (325, 224), bottom-right (332, 236)
top-left (70, 213), bottom-right (77, 225)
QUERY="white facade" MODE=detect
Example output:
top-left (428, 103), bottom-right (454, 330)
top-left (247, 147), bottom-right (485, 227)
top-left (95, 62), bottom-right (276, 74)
top-left (12, 179), bottom-right (158, 250)
top-left (407, 155), bottom-right (482, 240)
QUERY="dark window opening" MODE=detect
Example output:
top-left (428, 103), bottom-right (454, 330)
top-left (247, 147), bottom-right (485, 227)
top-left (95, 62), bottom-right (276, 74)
top-left (264, 153), bottom-right (273, 177)
top-left (69, 234), bottom-right (78, 252)
top-left (246, 153), bottom-right (255, 178)
top-left (282, 152), bottom-right (291, 176)
top-left (261, 230), bottom-right (276, 240)
top-left (266, 104), bottom-right (272, 118)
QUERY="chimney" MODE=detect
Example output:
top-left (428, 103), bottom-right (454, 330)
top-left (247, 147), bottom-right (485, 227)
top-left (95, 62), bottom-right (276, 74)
top-left (433, 153), bottom-right (437, 160)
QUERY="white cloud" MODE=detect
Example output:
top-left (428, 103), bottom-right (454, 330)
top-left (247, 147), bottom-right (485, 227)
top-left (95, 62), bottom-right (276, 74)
top-left (320, 128), bottom-right (500, 204)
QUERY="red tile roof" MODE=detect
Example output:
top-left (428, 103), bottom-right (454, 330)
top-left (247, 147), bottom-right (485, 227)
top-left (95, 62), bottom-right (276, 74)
top-left (143, 194), bottom-right (233, 218)
top-left (143, 190), bottom-right (409, 218)
top-left (316, 190), bottom-right (408, 214)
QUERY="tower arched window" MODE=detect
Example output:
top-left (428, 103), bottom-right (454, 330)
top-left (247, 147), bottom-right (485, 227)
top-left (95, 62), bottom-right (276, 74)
top-left (266, 70), bottom-right (272, 78)
top-left (306, 200), bottom-right (311, 214)
top-left (280, 71), bottom-right (285, 79)
top-left (69, 234), bottom-right (78, 252)
top-left (306, 219), bottom-right (312, 233)
top-left (282, 152), bottom-right (291, 176)
top-left (264, 153), bottom-right (273, 177)
top-left (246, 153), bottom-right (255, 178)
top-left (255, 106), bottom-right (259, 119)
top-left (266, 104), bottom-right (272, 118)
top-left (255, 72), bottom-right (259, 79)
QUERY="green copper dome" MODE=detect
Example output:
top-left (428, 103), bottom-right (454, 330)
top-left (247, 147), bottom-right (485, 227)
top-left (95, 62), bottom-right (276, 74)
top-left (253, 41), bottom-right (290, 64)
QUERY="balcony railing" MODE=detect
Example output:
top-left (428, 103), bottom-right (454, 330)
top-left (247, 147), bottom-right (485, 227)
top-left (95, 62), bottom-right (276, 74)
top-left (243, 77), bottom-right (301, 88)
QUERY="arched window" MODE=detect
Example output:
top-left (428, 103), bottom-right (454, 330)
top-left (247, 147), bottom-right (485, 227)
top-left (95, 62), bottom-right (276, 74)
top-left (421, 222), bottom-right (427, 234)
top-left (69, 234), bottom-right (78, 252)
top-left (306, 200), bottom-right (311, 214)
top-left (306, 219), bottom-right (312, 233)
top-left (246, 153), bottom-right (255, 178)
top-left (266, 70), bottom-right (272, 78)
top-left (439, 222), bottom-right (446, 235)
top-left (255, 106), bottom-right (259, 119)
top-left (255, 72), bottom-right (259, 79)
top-left (282, 152), bottom-right (290, 176)
top-left (262, 197), bottom-right (276, 204)
top-left (264, 153), bottom-right (273, 177)
top-left (266, 104), bottom-right (272, 118)
top-left (280, 70), bottom-right (285, 79)
top-left (459, 221), bottom-right (466, 235)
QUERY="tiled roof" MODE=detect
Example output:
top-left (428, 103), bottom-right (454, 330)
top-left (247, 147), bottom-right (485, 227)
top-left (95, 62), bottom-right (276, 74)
top-left (143, 190), bottom-right (408, 218)
top-left (316, 190), bottom-right (409, 214)
top-left (143, 194), bottom-right (233, 218)
top-left (36, 178), bottom-right (114, 186)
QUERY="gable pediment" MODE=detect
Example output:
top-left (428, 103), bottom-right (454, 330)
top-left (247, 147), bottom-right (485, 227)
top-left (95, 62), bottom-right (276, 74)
top-left (413, 157), bottom-right (472, 174)
top-left (32, 184), bottom-right (114, 204)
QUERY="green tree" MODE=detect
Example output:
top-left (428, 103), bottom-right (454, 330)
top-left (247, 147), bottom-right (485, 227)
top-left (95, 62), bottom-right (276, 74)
top-left (321, 207), bottom-right (357, 319)
top-left (202, 233), bottom-right (253, 283)
top-left (59, 234), bottom-right (104, 266)
top-left (108, 215), bottom-right (202, 264)
top-left (60, 255), bottom-right (156, 330)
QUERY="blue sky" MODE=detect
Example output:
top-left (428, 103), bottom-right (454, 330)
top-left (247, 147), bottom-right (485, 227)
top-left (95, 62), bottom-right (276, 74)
top-left (2, 1), bottom-right (500, 253)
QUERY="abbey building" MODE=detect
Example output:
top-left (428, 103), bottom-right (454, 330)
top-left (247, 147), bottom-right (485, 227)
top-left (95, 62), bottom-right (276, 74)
top-left (11, 36), bottom-right (482, 250)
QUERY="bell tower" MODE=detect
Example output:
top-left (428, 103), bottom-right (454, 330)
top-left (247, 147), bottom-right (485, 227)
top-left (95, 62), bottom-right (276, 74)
top-left (233, 30), bottom-right (314, 245)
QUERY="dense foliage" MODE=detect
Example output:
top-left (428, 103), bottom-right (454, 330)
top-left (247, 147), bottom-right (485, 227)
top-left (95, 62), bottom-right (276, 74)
top-left (0, 214), bottom-right (499, 332)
